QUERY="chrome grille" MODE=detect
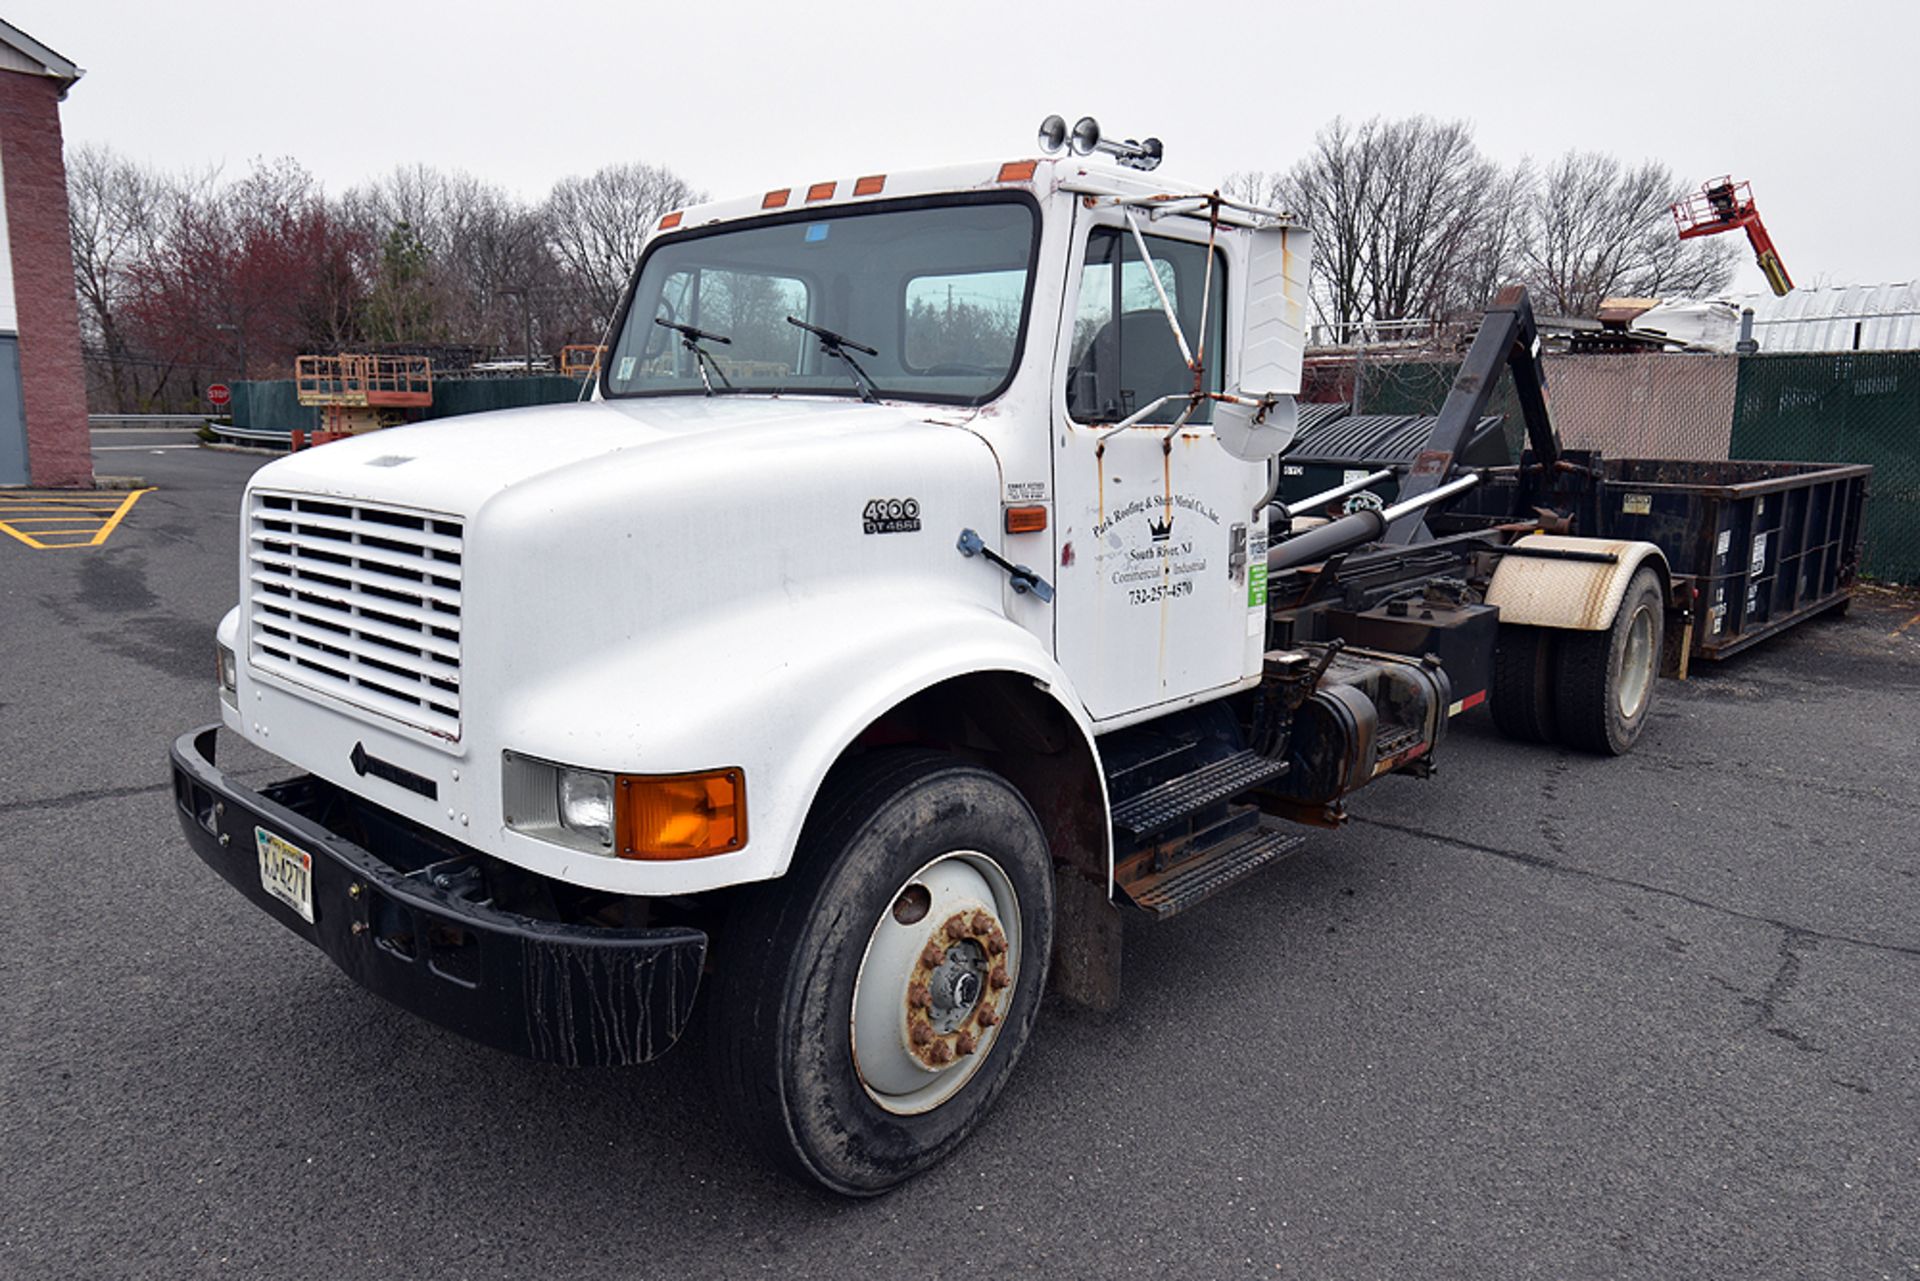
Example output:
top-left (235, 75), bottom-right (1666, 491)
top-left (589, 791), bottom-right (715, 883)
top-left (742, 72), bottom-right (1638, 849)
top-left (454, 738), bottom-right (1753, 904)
top-left (248, 492), bottom-right (464, 738)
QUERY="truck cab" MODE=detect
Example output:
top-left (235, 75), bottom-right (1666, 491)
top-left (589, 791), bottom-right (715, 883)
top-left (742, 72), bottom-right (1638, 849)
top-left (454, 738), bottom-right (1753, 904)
top-left (172, 131), bottom-right (1673, 1195)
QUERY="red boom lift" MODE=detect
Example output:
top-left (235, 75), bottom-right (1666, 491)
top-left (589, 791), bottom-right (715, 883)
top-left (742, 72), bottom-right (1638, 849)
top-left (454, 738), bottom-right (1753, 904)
top-left (1670, 176), bottom-right (1793, 296)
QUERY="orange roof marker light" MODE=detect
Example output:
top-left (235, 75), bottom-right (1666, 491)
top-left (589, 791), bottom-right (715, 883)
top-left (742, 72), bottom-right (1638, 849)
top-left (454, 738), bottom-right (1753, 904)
top-left (997, 159), bottom-right (1039, 183)
top-left (658, 210), bottom-right (683, 230)
top-left (806, 181), bottom-right (836, 203)
top-left (762, 188), bottom-right (791, 210)
top-left (852, 175), bottom-right (886, 197)
top-left (1004, 504), bottom-right (1048, 534)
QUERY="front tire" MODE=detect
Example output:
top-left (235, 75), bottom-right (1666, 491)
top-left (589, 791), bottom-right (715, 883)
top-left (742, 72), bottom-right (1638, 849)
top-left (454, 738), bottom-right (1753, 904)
top-left (709, 750), bottom-right (1054, 1195)
top-left (1553, 566), bottom-right (1665, 755)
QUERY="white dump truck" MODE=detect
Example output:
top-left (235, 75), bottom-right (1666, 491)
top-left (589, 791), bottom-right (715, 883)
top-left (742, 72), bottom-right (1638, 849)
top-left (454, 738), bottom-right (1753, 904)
top-left (172, 118), bottom-right (1689, 1194)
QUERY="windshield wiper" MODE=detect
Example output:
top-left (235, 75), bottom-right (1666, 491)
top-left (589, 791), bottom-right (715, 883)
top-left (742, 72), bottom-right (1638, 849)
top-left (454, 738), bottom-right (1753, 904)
top-left (654, 318), bottom-right (734, 396)
top-left (787, 316), bottom-right (880, 403)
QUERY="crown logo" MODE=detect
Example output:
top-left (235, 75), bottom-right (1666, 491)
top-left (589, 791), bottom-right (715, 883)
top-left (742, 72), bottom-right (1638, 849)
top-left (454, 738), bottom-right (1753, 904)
top-left (1148, 515), bottom-right (1174, 542)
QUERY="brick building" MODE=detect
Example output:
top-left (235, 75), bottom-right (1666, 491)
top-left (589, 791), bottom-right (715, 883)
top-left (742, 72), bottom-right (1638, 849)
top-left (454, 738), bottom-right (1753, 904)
top-left (0, 20), bottom-right (87, 487)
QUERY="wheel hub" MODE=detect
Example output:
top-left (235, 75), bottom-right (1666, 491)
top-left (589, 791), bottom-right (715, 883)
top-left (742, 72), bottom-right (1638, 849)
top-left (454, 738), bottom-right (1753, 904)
top-left (927, 946), bottom-right (985, 1029)
top-left (906, 913), bottom-right (1009, 1060)
top-left (851, 853), bottom-right (1021, 1113)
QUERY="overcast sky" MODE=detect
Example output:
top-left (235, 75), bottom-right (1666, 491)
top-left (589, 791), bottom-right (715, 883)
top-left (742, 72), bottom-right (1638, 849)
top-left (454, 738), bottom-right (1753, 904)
top-left (17, 0), bottom-right (1915, 297)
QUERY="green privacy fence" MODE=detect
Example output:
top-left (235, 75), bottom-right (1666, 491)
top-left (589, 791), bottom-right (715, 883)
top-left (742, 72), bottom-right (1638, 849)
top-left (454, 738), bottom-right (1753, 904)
top-left (1727, 352), bottom-right (1920, 586)
top-left (228, 380), bottom-right (319, 434)
top-left (228, 375), bottom-right (587, 433)
top-left (1305, 348), bottom-right (1920, 585)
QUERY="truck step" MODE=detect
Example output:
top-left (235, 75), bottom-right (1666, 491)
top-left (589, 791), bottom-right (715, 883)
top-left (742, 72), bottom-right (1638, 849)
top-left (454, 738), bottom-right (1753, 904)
top-left (1109, 749), bottom-right (1289, 839)
top-left (1118, 821), bottom-right (1309, 919)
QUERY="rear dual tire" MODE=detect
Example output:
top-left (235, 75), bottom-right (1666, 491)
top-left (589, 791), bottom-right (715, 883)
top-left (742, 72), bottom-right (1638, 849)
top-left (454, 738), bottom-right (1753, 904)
top-left (1490, 566), bottom-right (1665, 756)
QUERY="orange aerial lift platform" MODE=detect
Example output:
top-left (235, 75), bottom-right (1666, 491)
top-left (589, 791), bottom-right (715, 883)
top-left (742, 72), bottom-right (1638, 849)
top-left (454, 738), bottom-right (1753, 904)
top-left (1671, 177), bottom-right (1793, 296)
top-left (292, 354), bottom-right (434, 448)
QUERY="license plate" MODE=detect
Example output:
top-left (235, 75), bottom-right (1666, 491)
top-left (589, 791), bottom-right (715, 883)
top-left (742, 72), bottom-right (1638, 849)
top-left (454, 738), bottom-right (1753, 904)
top-left (256, 829), bottom-right (315, 923)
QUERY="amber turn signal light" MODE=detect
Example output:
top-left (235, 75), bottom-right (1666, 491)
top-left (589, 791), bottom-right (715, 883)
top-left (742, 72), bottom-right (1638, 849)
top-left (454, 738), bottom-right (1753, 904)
top-left (1004, 505), bottom-right (1048, 534)
top-left (616, 769), bottom-right (746, 860)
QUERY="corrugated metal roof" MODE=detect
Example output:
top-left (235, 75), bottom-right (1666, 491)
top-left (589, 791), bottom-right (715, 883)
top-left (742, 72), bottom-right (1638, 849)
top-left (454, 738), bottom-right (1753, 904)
top-left (1295, 401), bottom-right (1352, 432)
top-left (1730, 282), bottom-right (1920, 353)
top-left (1287, 413), bottom-right (1503, 465)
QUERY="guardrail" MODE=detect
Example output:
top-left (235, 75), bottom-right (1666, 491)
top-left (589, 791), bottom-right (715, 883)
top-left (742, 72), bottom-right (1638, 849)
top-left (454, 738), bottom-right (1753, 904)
top-left (88, 414), bottom-right (213, 430)
top-left (207, 424), bottom-right (292, 448)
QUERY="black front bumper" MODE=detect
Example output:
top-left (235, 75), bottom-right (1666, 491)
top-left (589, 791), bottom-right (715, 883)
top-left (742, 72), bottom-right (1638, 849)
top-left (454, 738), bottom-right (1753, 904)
top-left (170, 726), bottom-right (706, 1067)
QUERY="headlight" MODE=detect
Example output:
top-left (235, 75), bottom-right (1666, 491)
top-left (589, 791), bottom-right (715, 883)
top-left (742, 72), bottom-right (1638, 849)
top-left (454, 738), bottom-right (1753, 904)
top-left (557, 769), bottom-right (615, 846)
top-left (503, 753), bottom-right (614, 855)
top-left (217, 642), bottom-right (238, 706)
top-left (504, 752), bottom-right (746, 860)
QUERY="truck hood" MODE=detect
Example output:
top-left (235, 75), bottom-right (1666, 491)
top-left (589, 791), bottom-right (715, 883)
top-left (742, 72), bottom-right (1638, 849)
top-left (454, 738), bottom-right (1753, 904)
top-left (246, 396), bottom-right (981, 516)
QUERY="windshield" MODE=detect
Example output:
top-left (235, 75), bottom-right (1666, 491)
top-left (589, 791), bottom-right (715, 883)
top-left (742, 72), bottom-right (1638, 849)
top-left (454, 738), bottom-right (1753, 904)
top-left (602, 195), bottom-right (1038, 406)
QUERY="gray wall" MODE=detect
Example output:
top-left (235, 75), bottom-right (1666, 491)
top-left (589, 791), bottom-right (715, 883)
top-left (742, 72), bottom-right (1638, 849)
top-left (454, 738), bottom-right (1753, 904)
top-left (0, 335), bottom-right (27, 485)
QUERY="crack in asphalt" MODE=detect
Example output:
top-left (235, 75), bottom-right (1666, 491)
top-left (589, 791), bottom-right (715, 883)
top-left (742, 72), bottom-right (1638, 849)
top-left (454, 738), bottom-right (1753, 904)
top-left (0, 780), bottom-right (172, 816)
top-left (1744, 929), bottom-right (1823, 1054)
top-left (0, 767), bottom-right (282, 818)
top-left (1351, 813), bottom-right (1920, 960)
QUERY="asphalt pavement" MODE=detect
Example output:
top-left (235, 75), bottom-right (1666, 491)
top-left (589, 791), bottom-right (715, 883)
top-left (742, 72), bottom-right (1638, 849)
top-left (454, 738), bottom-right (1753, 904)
top-left (3, 430), bottom-right (1918, 1279)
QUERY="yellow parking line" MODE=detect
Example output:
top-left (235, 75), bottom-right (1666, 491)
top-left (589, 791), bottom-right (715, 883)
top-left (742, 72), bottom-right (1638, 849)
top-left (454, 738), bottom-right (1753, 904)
top-left (90, 489), bottom-right (153, 544)
top-left (0, 487), bottom-right (154, 549)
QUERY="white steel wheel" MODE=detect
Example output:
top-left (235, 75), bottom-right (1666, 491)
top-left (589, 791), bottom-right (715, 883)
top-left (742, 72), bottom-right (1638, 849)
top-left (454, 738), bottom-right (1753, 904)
top-left (1554, 566), bottom-right (1666, 755)
top-left (851, 851), bottom-right (1021, 1115)
top-left (708, 750), bottom-right (1054, 1196)
top-left (1617, 603), bottom-right (1656, 721)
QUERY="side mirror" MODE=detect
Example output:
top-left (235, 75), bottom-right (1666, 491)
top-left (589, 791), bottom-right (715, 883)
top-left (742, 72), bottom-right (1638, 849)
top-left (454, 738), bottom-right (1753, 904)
top-left (1213, 394), bottom-right (1298, 461)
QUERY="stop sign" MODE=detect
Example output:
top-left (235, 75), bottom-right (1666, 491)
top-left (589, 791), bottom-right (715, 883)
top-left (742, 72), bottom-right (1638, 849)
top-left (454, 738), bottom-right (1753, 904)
top-left (208, 384), bottom-right (232, 407)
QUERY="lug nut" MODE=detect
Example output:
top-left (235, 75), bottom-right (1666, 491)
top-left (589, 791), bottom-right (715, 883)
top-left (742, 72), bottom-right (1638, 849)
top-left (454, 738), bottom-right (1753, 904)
top-left (971, 909), bottom-right (993, 935)
top-left (943, 913), bottom-right (968, 938)
top-left (920, 942), bottom-right (944, 968)
top-left (908, 981), bottom-right (931, 1009)
top-left (989, 964), bottom-right (1010, 990)
top-left (986, 927), bottom-right (1007, 955)
top-left (956, 1031), bottom-right (978, 1056)
top-left (976, 1003), bottom-right (999, 1027)
top-left (929, 1040), bottom-right (955, 1065)
top-left (910, 1022), bottom-right (934, 1047)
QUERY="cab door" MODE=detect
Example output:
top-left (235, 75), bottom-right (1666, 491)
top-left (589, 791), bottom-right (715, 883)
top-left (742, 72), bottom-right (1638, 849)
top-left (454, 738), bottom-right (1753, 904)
top-left (1050, 211), bottom-right (1265, 724)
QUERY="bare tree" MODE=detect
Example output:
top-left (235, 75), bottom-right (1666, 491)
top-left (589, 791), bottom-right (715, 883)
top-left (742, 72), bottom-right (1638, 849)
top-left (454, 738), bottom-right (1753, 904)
top-left (1230, 116), bottom-right (1514, 336)
top-left (545, 162), bottom-right (703, 336)
top-left (127, 157), bottom-right (369, 389)
top-left (67, 145), bottom-right (196, 410)
top-left (1227, 117), bottom-right (1374, 333)
top-left (1450, 160), bottom-right (1532, 320)
top-left (1522, 151), bottom-right (1739, 315)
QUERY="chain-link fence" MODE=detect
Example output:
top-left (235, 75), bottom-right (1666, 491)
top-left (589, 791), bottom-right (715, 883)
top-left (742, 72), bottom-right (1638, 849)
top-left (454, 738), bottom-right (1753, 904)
top-left (1300, 348), bottom-right (1920, 584)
